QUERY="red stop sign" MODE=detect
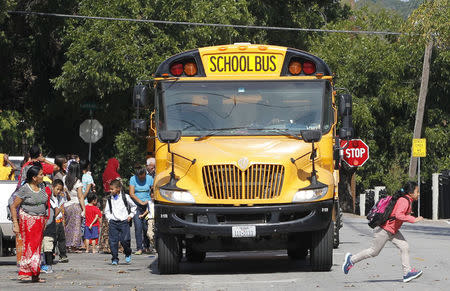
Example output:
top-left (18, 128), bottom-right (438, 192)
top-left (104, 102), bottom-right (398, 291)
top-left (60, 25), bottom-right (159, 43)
top-left (340, 139), bottom-right (369, 167)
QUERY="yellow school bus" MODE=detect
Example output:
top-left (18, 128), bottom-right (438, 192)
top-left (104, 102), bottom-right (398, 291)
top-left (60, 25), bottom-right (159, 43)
top-left (145, 43), bottom-right (352, 274)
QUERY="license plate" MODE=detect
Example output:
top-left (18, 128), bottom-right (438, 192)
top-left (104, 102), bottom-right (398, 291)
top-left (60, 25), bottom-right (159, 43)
top-left (232, 225), bottom-right (256, 238)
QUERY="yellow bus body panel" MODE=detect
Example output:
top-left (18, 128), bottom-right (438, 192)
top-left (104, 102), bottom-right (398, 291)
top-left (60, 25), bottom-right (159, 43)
top-left (153, 44), bottom-right (338, 206)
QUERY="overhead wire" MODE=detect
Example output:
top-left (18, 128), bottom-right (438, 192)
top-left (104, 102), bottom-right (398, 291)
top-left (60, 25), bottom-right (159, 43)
top-left (7, 10), bottom-right (403, 35)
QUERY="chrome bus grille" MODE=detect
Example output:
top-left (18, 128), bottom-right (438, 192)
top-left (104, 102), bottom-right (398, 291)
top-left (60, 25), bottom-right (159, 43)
top-left (202, 164), bottom-right (284, 200)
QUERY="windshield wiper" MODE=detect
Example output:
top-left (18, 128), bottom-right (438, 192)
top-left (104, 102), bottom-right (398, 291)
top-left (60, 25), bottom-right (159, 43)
top-left (194, 127), bottom-right (248, 141)
top-left (263, 129), bottom-right (302, 140)
top-left (194, 127), bottom-right (302, 141)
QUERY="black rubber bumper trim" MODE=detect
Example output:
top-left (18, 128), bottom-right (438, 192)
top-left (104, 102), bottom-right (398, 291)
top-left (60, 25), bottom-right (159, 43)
top-left (154, 199), bottom-right (333, 236)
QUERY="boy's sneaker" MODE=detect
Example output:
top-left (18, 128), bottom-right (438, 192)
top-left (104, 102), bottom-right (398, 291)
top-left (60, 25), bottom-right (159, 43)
top-left (342, 253), bottom-right (354, 274)
top-left (125, 255), bottom-right (132, 263)
top-left (403, 268), bottom-right (423, 283)
top-left (111, 260), bottom-right (118, 266)
top-left (41, 265), bottom-right (53, 273)
top-left (134, 250), bottom-right (143, 255)
top-left (59, 257), bottom-right (69, 263)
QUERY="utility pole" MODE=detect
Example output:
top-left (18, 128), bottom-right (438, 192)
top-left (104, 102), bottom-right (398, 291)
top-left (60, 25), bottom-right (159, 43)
top-left (409, 39), bottom-right (433, 179)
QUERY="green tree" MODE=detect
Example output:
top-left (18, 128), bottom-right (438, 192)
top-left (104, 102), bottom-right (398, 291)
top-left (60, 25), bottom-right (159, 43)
top-left (0, 110), bottom-right (35, 154)
top-left (247, 0), bottom-right (351, 49)
top-left (0, 0), bottom-right (78, 155)
top-left (403, 0), bottom-right (450, 176)
top-left (309, 5), bottom-right (449, 202)
top-left (50, 0), bottom-right (260, 160)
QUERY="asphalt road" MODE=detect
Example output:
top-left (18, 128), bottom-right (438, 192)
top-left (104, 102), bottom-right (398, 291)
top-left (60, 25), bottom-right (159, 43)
top-left (1, 213), bottom-right (449, 291)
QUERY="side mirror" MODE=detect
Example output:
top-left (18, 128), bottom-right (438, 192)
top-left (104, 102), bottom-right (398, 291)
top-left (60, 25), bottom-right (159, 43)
top-left (133, 84), bottom-right (150, 107)
top-left (338, 94), bottom-right (353, 139)
top-left (158, 130), bottom-right (181, 143)
top-left (301, 130), bottom-right (322, 143)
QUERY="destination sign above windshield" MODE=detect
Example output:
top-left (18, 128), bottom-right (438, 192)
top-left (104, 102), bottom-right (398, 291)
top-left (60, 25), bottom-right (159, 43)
top-left (203, 53), bottom-right (284, 76)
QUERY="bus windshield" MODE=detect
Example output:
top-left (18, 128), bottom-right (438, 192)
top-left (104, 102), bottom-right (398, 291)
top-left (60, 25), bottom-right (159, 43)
top-left (158, 80), bottom-right (332, 136)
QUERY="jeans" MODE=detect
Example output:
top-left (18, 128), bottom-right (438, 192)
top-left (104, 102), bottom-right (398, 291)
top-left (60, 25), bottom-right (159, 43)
top-left (133, 205), bottom-right (149, 250)
top-left (108, 220), bottom-right (132, 262)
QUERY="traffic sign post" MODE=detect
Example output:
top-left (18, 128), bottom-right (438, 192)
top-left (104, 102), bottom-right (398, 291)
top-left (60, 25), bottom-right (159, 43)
top-left (412, 138), bottom-right (426, 217)
top-left (340, 139), bottom-right (370, 167)
top-left (80, 118), bottom-right (103, 161)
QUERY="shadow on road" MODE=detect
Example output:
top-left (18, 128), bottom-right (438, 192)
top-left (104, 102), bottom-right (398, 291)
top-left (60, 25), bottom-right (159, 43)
top-left (150, 252), bottom-right (320, 275)
top-left (402, 224), bottom-right (450, 237)
top-left (364, 279), bottom-right (401, 283)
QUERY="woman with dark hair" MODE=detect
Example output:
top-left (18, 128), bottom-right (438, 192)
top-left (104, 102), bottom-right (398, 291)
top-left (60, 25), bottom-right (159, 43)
top-left (343, 181), bottom-right (424, 283)
top-left (63, 162), bottom-right (85, 251)
top-left (129, 164), bottom-right (154, 255)
top-left (53, 155), bottom-right (67, 181)
top-left (10, 165), bottom-right (49, 283)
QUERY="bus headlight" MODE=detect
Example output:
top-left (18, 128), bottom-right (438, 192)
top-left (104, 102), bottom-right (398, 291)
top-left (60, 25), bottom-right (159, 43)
top-left (292, 186), bottom-right (328, 202)
top-left (159, 188), bottom-right (196, 203)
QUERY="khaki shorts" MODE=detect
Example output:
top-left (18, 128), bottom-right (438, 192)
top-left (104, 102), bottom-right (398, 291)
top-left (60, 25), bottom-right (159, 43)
top-left (42, 236), bottom-right (54, 252)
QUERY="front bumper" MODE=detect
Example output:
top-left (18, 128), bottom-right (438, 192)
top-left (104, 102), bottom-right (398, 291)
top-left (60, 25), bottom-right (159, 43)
top-left (154, 199), bottom-right (333, 236)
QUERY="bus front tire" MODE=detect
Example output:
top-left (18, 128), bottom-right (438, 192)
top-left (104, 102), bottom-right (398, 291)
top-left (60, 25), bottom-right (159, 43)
top-left (310, 221), bottom-right (333, 271)
top-left (157, 234), bottom-right (180, 274)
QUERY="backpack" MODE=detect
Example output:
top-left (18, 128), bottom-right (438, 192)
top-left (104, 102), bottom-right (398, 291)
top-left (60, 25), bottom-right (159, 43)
top-left (366, 195), bottom-right (410, 229)
top-left (108, 193), bottom-right (132, 226)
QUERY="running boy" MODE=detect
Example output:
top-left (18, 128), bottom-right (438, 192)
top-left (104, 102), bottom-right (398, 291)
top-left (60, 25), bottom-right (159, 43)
top-left (84, 192), bottom-right (102, 253)
top-left (342, 181), bottom-right (424, 283)
top-left (104, 180), bottom-right (136, 265)
top-left (41, 179), bottom-right (65, 273)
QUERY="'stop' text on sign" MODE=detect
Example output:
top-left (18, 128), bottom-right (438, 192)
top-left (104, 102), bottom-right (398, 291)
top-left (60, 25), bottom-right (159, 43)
top-left (340, 139), bottom-right (370, 167)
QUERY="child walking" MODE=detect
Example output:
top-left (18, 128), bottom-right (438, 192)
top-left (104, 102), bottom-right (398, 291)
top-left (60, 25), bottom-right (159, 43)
top-left (342, 181), bottom-right (424, 283)
top-left (84, 192), bottom-right (102, 253)
top-left (104, 180), bottom-right (136, 265)
top-left (49, 179), bottom-right (69, 263)
top-left (141, 200), bottom-right (156, 253)
top-left (41, 179), bottom-right (65, 273)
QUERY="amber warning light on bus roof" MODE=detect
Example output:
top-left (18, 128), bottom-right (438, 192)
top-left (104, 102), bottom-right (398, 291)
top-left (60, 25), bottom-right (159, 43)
top-left (288, 60), bottom-right (316, 75)
top-left (170, 61), bottom-right (198, 77)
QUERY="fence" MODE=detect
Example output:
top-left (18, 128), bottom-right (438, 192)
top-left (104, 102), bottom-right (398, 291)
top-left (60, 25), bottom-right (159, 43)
top-left (358, 170), bottom-right (450, 220)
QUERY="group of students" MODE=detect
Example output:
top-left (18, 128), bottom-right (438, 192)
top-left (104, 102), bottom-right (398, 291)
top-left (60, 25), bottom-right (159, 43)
top-left (8, 145), bottom-right (426, 283)
top-left (8, 145), bottom-right (156, 283)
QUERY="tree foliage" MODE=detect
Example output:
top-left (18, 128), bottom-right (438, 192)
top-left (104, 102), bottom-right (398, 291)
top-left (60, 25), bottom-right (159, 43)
top-left (309, 4), bottom-right (449, 193)
top-left (0, 1), bottom-right (448, 205)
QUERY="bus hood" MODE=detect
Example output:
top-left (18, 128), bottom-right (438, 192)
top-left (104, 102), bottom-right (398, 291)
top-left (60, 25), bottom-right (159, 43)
top-left (170, 137), bottom-right (314, 168)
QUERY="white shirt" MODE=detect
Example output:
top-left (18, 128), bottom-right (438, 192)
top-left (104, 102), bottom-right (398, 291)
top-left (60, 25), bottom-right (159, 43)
top-left (50, 195), bottom-right (66, 220)
top-left (63, 176), bottom-right (83, 207)
top-left (104, 192), bottom-right (137, 221)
